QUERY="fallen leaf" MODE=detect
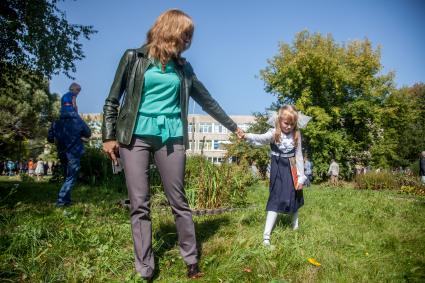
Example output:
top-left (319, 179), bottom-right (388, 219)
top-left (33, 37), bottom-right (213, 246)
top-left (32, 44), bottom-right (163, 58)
top-left (307, 258), bottom-right (321, 267)
top-left (243, 267), bottom-right (252, 273)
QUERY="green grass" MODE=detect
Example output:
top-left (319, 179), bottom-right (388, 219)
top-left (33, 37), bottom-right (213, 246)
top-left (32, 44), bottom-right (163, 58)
top-left (1, 177), bottom-right (424, 282)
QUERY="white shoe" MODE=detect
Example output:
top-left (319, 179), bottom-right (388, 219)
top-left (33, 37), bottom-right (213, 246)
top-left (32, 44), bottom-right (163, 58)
top-left (263, 239), bottom-right (271, 246)
top-left (292, 213), bottom-right (299, 230)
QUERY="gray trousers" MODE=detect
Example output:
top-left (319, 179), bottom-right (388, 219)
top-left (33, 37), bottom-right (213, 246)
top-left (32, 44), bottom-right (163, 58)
top-left (120, 137), bottom-right (198, 278)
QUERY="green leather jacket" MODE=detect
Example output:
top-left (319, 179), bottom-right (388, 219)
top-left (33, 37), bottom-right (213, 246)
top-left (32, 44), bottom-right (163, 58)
top-left (102, 45), bottom-right (238, 147)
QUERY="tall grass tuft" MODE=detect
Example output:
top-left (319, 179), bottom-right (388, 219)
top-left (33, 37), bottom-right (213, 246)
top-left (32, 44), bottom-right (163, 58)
top-left (185, 156), bottom-right (256, 209)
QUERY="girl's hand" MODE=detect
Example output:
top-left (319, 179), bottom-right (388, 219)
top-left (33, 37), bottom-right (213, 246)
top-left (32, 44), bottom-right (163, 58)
top-left (236, 127), bottom-right (245, 139)
top-left (103, 140), bottom-right (120, 165)
top-left (296, 183), bottom-right (303, 190)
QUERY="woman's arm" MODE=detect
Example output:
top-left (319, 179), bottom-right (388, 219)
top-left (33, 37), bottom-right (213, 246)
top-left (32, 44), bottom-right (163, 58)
top-left (295, 132), bottom-right (307, 188)
top-left (102, 49), bottom-right (133, 141)
top-left (187, 63), bottom-right (238, 133)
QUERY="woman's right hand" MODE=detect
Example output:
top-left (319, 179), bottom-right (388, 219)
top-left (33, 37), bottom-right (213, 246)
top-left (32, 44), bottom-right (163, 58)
top-left (103, 140), bottom-right (120, 165)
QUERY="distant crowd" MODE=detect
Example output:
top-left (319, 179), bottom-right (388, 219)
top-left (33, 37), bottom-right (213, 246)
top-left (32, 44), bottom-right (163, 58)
top-left (0, 159), bottom-right (60, 180)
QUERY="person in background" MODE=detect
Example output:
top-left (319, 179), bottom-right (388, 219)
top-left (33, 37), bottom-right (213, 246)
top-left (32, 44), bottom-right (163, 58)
top-left (0, 161), bottom-right (4, 175)
top-left (61, 82), bottom-right (81, 114)
top-left (28, 159), bottom-right (35, 177)
top-left (304, 156), bottom-right (313, 187)
top-left (43, 161), bottom-right (49, 176)
top-left (420, 151), bottom-right (425, 185)
top-left (48, 108), bottom-right (91, 207)
top-left (328, 159), bottom-right (340, 186)
top-left (6, 160), bottom-right (15, 176)
top-left (35, 158), bottom-right (44, 181)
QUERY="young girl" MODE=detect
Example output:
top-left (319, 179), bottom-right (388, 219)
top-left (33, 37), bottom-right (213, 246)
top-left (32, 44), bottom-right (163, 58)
top-left (244, 105), bottom-right (306, 246)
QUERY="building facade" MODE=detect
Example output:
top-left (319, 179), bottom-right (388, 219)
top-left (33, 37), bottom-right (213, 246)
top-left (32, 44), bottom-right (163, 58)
top-left (187, 114), bottom-right (255, 163)
top-left (81, 113), bottom-right (255, 163)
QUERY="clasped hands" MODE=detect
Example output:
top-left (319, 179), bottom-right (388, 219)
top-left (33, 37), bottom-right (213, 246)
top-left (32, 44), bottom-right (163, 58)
top-left (235, 127), bottom-right (245, 139)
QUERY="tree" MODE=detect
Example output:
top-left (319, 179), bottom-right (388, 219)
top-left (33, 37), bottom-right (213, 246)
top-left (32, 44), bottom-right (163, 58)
top-left (372, 83), bottom-right (425, 168)
top-left (0, 0), bottom-right (96, 160)
top-left (0, 68), bottom-right (60, 160)
top-left (260, 31), bottom-right (395, 180)
top-left (1, 0), bottom-right (96, 79)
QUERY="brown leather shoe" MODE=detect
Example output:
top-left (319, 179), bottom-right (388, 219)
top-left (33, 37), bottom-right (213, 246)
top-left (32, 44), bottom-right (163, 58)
top-left (187, 263), bottom-right (204, 279)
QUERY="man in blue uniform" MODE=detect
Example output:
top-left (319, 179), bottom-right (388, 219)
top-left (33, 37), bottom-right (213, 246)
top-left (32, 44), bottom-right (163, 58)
top-left (48, 111), bottom-right (91, 207)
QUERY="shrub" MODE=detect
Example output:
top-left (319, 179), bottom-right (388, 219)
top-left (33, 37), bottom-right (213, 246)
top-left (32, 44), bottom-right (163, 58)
top-left (355, 171), bottom-right (425, 195)
top-left (78, 149), bottom-right (256, 208)
top-left (185, 155), bottom-right (256, 209)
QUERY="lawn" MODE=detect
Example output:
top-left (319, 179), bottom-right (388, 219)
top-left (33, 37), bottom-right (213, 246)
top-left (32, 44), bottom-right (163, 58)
top-left (0, 177), bottom-right (424, 282)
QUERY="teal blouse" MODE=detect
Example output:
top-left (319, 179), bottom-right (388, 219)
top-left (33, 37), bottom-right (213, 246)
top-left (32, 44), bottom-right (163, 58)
top-left (133, 60), bottom-right (183, 142)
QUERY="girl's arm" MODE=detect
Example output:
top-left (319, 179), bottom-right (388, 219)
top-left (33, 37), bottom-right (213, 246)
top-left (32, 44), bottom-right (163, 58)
top-left (295, 131), bottom-right (307, 188)
top-left (245, 129), bottom-right (274, 146)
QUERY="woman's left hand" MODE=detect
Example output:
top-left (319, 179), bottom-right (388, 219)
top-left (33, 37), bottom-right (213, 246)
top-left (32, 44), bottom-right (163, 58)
top-left (296, 183), bottom-right (303, 190)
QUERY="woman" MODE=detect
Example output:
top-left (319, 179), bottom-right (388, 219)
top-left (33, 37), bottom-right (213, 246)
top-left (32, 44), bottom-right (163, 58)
top-left (102, 9), bottom-right (243, 280)
top-left (34, 158), bottom-right (44, 181)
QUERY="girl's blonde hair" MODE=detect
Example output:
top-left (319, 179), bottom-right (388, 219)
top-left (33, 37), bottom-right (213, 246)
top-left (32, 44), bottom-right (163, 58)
top-left (274, 105), bottom-right (300, 146)
top-left (146, 9), bottom-right (194, 68)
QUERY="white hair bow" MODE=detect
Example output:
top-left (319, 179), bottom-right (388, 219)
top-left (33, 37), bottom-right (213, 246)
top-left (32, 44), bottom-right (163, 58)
top-left (266, 111), bottom-right (312, 129)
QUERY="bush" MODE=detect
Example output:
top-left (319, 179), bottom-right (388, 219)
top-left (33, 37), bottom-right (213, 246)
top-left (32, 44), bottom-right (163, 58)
top-left (185, 155), bottom-right (256, 209)
top-left (355, 171), bottom-right (425, 195)
top-left (78, 149), bottom-right (256, 208)
top-left (78, 147), bottom-right (126, 191)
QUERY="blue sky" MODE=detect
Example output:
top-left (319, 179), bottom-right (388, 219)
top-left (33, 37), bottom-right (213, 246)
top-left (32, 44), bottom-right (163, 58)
top-left (50, 0), bottom-right (425, 115)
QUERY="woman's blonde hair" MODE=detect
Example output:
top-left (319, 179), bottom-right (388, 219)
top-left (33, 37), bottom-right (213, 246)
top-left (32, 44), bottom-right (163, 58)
top-left (274, 105), bottom-right (299, 146)
top-left (146, 9), bottom-right (194, 68)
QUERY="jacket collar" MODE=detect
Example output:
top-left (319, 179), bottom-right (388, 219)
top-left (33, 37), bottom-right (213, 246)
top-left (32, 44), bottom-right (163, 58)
top-left (135, 44), bottom-right (186, 68)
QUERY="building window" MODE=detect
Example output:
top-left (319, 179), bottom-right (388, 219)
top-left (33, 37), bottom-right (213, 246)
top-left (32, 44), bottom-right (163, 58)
top-left (188, 140), bottom-right (196, 151)
top-left (213, 124), bottom-right (227, 134)
top-left (213, 140), bottom-right (226, 150)
top-left (199, 140), bottom-right (212, 151)
top-left (188, 123), bottom-right (195, 133)
top-left (199, 122), bottom-right (212, 133)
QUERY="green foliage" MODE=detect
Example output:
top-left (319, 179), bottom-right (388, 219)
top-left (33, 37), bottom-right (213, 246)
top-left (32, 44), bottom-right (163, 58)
top-left (1, 0), bottom-right (97, 79)
top-left (261, 31), bottom-right (397, 180)
top-left (185, 155), bottom-right (256, 209)
top-left (0, 67), bottom-right (60, 160)
top-left (372, 84), bottom-right (425, 168)
top-left (78, 147), bottom-right (126, 192)
top-left (355, 171), bottom-right (425, 195)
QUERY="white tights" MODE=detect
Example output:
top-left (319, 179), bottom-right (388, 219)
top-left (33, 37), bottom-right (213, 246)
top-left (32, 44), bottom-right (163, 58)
top-left (263, 211), bottom-right (299, 241)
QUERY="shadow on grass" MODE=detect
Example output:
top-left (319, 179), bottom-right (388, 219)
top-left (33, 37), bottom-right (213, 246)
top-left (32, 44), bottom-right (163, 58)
top-left (0, 180), bottom-right (125, 208)
top-left (0, 180), bottom-right (58, 207)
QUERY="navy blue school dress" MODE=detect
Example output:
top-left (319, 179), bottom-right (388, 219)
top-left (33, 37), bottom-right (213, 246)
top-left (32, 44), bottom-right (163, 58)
top-left (266, 144), bottom-right (304, 213)
top-left (245, 129), bottom-right (306, 214)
